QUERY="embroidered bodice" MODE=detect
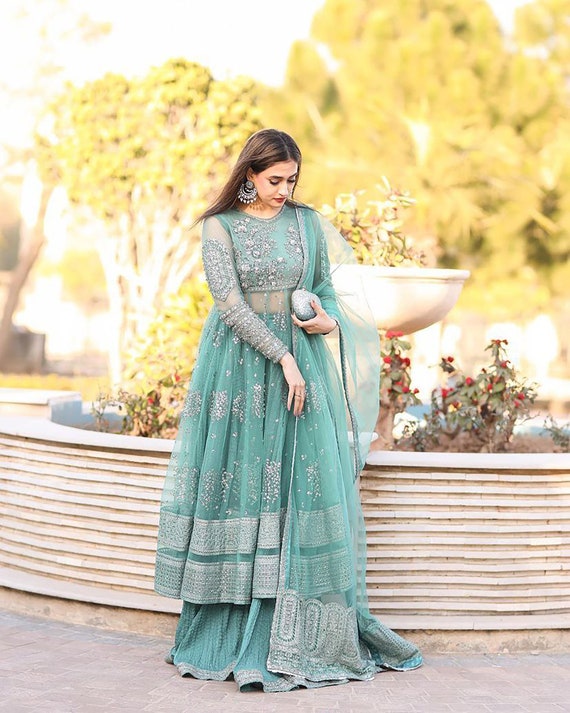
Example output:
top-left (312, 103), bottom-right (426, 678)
top-left (226, 208), bottom-right (304, 292)
top-left (201, 205), bottom-right (305, 363)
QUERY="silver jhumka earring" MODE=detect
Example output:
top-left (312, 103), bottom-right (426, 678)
top-left (237, 179), bottom-right (257, 204)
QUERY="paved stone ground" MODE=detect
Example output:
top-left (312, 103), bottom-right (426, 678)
top-left (1, 610), bottom-right (569, 713)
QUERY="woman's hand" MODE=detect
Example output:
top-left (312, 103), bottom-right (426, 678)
top-left (279, 352), bottom-right (306, 417)
top-left (292, 301), bottom-right (338, 335)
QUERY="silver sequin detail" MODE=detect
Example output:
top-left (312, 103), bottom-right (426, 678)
top-left (221, 302), bottom-right (288, 363)
top-left (202, 239), bottom-right (236, 301)
top-left (262, 460), bottom-right (281, 507)
top-left (182, 390), bottom-right (202, 418)
top-left (231, 391), bottom-right (246, 422)
top-left (252, 383), bottom-right (265, 419)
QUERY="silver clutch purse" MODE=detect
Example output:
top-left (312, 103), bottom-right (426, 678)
top-left (291, 288), bottom-right (321, 320)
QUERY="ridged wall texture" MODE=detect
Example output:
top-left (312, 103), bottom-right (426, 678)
top-left (1, 430), bottom-right (569, 619)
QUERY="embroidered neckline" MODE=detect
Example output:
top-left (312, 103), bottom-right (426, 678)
top-left (232, 203), bottom-right (288, 222)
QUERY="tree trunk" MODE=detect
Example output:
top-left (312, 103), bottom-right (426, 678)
top-left (0, 174), bottom-right (50, 370)
top-left (373, 394), bottom-right (398, 450)
top-left (97, 238), bottom-right (127, 388)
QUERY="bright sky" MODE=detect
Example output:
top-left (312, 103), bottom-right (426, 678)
top-left (0, 0), bottom-right (531, 149)
top-left (64, 0), bottom-right (531, 86)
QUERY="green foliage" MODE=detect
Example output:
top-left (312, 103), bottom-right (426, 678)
top-left (93, 374), bottom-right (188, 439)
top-left (380, 330), bottom-right (422, 413)
top-left (36, 57), bottom-right (261, 381)
top-left (265, 0), bottom-right (570, 309)
top-left (402, 339), bottom-right (539, 452)
top-left (38, 59), bottom-right (260, 223)
top-left (124, 277), bottom-right (212, 388)
top-left (321, 179), bottom-right (427, 266)
top-left (543, 415), bottom-right (570, 452)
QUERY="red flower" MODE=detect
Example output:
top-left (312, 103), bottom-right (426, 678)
top-left (517, 393), bottom-right (525, 400)
top-left (446, 356), bottom-right (455, 363)
top-left (402, 386), bottom-right (410, 393)
top-left (174, 373), bottom-right (181, 382)
top-left (383, 356), bottom-right (393, 364)
top-left (441, 388), bottom-right (451, 398)
top-left (413, 388), bottom-right (419, 394)
top-left (402, 357), bottom-right (411, 366)
top-left (487, 384), bottom-right (493, 392)
top-left (465, 377), bottom-right (474, 386)
top-left (500, 361), bottom-right (509, 368)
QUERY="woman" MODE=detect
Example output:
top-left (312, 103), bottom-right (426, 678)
top-left (154, 128), bottom-right (422, 691)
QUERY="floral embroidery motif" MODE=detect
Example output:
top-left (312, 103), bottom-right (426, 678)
top-left (284, 223), bottom-right (303, 258)
top-left (232, 215), bottom-right (303, 291)
top-left (306, 461), bottom-right (322, 499)
top-left (202, 239), bottom-right (236, 301)
top-left (231, 391), bottom-right (246, 422)
top-left (209, 391), bottom-right (229, 420)
top-left (182, 390), bottom-right (202, 418)
top-left (252, 383), bottom-right (265, 419)
top-left (173, 464), bottom-right (199, 504)
top-left (262, 460), bottom-right (281, 507)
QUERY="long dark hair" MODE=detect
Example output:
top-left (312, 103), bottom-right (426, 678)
top-left (196, 128), bottom-right (303, 224)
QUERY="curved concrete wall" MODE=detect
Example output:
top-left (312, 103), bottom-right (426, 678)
top-left (1, 414), bottom-right (569, 631)
top-left (363, 451), bottom-right (570, 626)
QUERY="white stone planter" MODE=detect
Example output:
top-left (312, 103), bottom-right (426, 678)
top-left (332, 264), bottom-right (470, 333)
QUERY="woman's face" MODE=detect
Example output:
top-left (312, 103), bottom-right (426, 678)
top-left (248, 160), bottom-right (298, 211)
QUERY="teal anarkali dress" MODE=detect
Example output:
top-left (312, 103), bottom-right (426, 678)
top-left (154, 203), bottom-right (422, 691)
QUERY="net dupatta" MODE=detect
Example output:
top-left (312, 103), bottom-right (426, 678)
top-left (266, 209), bottom-right (421, 681)
top-left (294, 206), bottom-right (380, 478)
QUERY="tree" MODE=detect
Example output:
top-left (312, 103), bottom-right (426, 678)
top-left (0, 0), bottom-right (110, 369)
top-left (271, 0), bottom-right (570, 315)
top-left (37, 58), bottom-right (261, 384)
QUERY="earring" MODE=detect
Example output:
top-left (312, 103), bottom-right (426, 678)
top-left (237, 179), bottom-right (257, 204)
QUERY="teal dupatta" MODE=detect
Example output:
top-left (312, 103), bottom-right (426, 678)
top-left (154, 204), bottom-right (422, 691)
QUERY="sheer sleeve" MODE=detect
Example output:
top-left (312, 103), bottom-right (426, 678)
top-left (201, 215), bottom-right (290, 363)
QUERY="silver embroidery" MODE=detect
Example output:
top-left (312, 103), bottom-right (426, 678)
top-left (202, 239), bottom-right (236, 301)
top-left (190, 517), bottom-right (258, 555)
top-left (306, 461), bottom-right (322, 499)
top-left (231, 391), bottom-right (246, 422)
top-left (182, 390), bottom-right (202, 418)
top-left (252, 383), bottom-right (265, 419)
top-left (220, 301), bottom-right (288, 363)
top-left (268, 591), bottom-right (365, 676)
top-left (180, 557), bottom-right (280, 603)
top-left (272, 310), bottom-right (289, 332)
top-left (156, 509), bottom-right (193, 550)
top-left (209, 390), bottom-right (228, 420)
top-left (290, 549), bottom-right (353, 595)
top-left (262, 460), bottom-right (281, 507)
top-left (173, 464), bottom-right (199, 504)
top-left (257, 510), bottom-right (284, 549)
top-left (307, 380), bottom-right (323, 414)
top-left (232, 213), bottom-right (303, 291)
top-left (297, 504), bottom-right (345, 547)
top-left (154, 552), bottom-right (186, 597)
